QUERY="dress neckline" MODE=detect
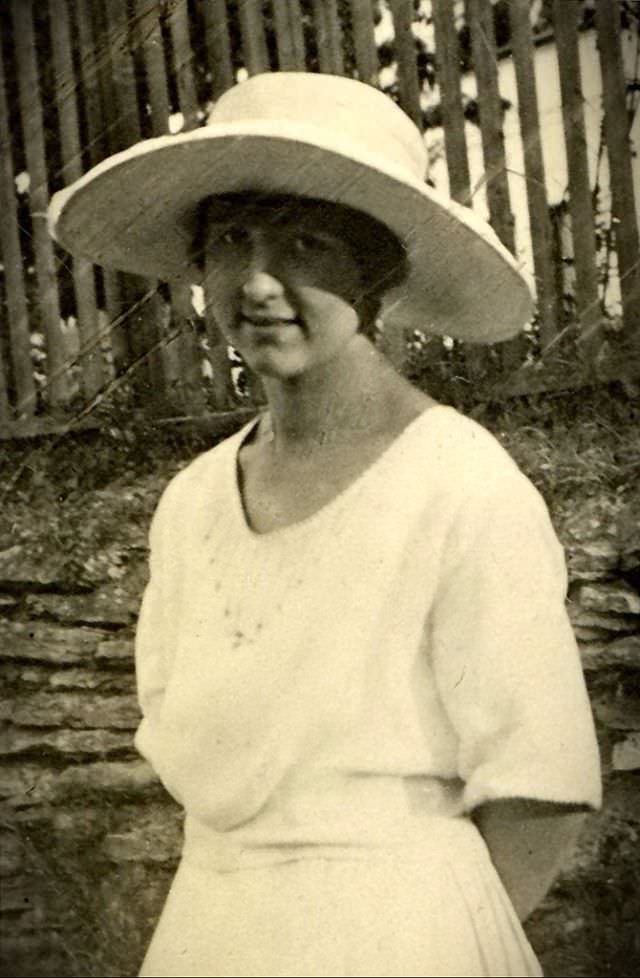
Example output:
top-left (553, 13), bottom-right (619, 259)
top-left (230, 403), bottom-right (448, 540)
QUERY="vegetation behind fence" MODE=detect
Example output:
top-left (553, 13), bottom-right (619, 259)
top-left (1, 0), bottom-right (639, 435)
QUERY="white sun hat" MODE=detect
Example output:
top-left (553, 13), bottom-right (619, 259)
top-left (48, 71), bottom-right (533, 343)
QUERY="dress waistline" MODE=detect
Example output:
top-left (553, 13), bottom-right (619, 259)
top-left (180, 775), bottom-right (476, 873)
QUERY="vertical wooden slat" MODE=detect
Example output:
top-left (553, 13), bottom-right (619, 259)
top-left (388, 0), bottom-right (422, 129)
top-left (104, 0), bottom-right (142, 148)
top-left (348, 0), bottom-right (378, 85)
top-left (465, 0), bottom-right (515, 253)
top-left (194, 0), bottom-right (237, 410)
top-left (75, 0), bottom-right (128, 380)
top-left (50, 0), bottom-right (104, 399)
top-left (466, 0), bottom-right (522, 375)
top-left (172, 285), bottom-right (206, 413)
top-left (133, 0), bottom-right (183, 411)
top-left (0, 346), bottom-right (10, 423)
top-left (595, 0), bottom-right (640, 342)
top-left (432, 0), bottom-right (483, 378)
top-left (112, 276), bottom-right (163, 405)
top-left (508, 0), bottom-right (557, 349)
top-left (310, 0), bottom-right (344, 75)
top-left (166, 0), bottom-right (206, 413)
top-left (204, 315), bottom-right (237, 410)
top-left (272, 0), bottom-right (307, 71)
top-left (82, 0), bottom-right (129, 376)
top-left (74, 0), bottom-right (110, 165)
top-left (51, 0), bottom-right (84, 186)
top-left (166, 0), bottom-right (200, 131)
top-left (0, 42), bottom-right (36, 417)
top-left (99, 0), bottom-right (138, 377)
top-left (103, 0), bottom-right (167, 406)
top-left (552, 0), bottom-right (601, 363)
top-left (273, 0), bottom-right (306, 71)
top-left (75, 0), bottom-right (122, 384)
top-left (237, 0), bottom-right (270, 76)
top-left (201, 0), bottom-right (234, 98)
top-left (431, 0), bottom-right (471, 203)
top-left (132, 0), bottom-right (171, 135)
top-left (12, 0), bottom-right (69, 408)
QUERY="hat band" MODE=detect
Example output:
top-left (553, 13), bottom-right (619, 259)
top-left (208, 73), bottom-right (428, 183)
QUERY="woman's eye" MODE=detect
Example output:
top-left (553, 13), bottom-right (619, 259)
top-left (292, 232), bottom-right (330, 254)
top-left (215, 226), bottom-right (248, 247)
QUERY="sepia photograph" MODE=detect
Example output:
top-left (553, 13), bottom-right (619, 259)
top-left (0, 1), bottom-right (639, 976)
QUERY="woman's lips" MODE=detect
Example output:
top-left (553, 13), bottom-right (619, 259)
top-left (240, 316), bottom-right (299, 329)
top-left (241, 314), bottom-right (297, 324)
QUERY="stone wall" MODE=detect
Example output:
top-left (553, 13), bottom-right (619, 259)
top-left (0, 496), bottom-right (639, 977)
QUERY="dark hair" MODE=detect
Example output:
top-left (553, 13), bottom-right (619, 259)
top-left (191, 192), bottom-right (409, 338)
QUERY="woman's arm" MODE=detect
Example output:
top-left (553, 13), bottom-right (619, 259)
top-left (473, 798), bottom-right (587, 921)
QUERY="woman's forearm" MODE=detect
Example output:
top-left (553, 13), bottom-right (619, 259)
top-left (473, 798), bottom-right (587, 921)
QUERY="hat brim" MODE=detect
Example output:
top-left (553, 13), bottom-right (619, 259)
top-left (49, 119), bottom-right (534, 343)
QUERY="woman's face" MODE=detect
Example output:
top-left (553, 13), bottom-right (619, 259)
top-left (201, 197), bottom-right (367, 381)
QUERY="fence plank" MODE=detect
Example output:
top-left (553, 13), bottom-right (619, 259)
top-left (431, 0), bottom-right (471, 203)
top-left (203, 309), bottom-right (238, 410)
top-left (172, 285), bottom-right (206, 413)
top-left (12, 0), bottom-right (69, 408)
top-left (272, 0), bottom-right (307, 71)
top-left (348, 0), bottom-right (378, 85)
top-left (466, 0), bottom-right (523, 374)
top-left (74, 0), bottom-right (110, 165)
top-left (50, 0), bottom-right (84, 187)
top-left (132, 0), bottom-right (171, 135)
top-left (104, 0), bottom-right (143, 148)
top-left (201, 0), bottom-right (235, 98)
top-left (0, 42), bottom-right (36, 417)
top-left (166, 0), bottom-right (200, 131)
top-left (166, 1), bottom-right (208, 413)
top-left (388, 0), bottom-right (422, 129)
top-left (465, 0), bottom-right (515, 252)
top-left (237, 0), bottom-right (270, 76)
top-left (508, 0), bottom-right (557, 349)
top-left (103, 0), bottom-right (167, 406)
top-left (133, 0), bottom-right (180, 408)
top-left (552, 0), bottom-right (601, 364)
top-left (595, 0), bottom-right (640, 344)
top-left (0, 345), bottom-right (10, 423)
top-left (99, 0), bottom-right (138, 377)
top-left (75, 0), bottom-right (125, 383)
top-left (310, 0), bottom-right (344, 75)
top-left (50, 0), bottom-right (104, 399)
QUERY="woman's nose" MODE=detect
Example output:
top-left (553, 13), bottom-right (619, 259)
top-left (241, 269), bottom-right (285, 304)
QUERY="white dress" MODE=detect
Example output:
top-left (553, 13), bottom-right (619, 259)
top-left (134, 405), bottom-right (601, 978)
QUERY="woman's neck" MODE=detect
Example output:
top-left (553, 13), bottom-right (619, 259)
top-left (259, 336), bottom-right (429, 453)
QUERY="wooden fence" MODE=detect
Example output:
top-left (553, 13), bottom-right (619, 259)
top-left (1, 0), bottom-right (639, 435)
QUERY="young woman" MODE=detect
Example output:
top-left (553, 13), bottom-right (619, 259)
top-left (50, 71), bottom-right (601, 978)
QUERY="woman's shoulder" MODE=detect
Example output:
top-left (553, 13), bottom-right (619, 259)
top-left (418, 404), bottom-right (524, 490)
top-left (152, 417), bottom-right (255, 521)
top-left (420, 405), bottom-right (561, 558)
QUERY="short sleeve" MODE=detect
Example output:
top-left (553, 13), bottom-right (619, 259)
top-left (429, 472), bottom-right (602, 813)
top-left (135, 507), bottom-right (169, 719)
top-left (133, 475), bottom-right (186, 767)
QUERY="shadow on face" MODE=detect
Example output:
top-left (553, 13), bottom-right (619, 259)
top-left (191, 192), bottom-right (409, 338)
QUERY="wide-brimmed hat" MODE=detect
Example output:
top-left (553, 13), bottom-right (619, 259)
top-left (49, 71), bottom-right (533, 343)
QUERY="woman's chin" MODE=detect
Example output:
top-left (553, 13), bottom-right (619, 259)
top-left (244, 350), bottom-right (308, 381)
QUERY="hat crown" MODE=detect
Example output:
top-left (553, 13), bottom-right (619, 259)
top-left (207, 72), bottom-right (428, 183)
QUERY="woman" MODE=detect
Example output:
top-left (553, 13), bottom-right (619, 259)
top-left (50, 72), bottom-right (601, 978)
